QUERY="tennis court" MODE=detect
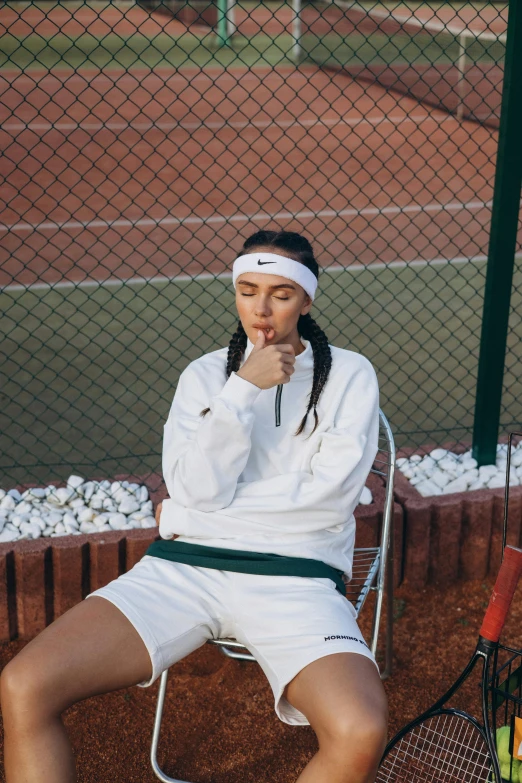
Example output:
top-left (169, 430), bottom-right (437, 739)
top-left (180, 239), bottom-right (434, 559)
top-left (1, 0), bottom-right (520, 487)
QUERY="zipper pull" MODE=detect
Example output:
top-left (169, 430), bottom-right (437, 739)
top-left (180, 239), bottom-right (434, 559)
top-left (275, 384), bottom-right (283, 427)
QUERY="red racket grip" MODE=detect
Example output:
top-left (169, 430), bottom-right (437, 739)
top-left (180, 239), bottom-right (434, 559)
top-left (480, 545), bottom-right (522, 643)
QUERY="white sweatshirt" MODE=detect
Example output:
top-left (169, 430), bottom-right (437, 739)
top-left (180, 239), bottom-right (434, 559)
top-left (159, 337), bottom-right (380, 580)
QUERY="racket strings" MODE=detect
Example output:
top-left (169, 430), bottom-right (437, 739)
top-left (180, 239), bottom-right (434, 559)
top-left (377, 713), bottom-right (492, 782)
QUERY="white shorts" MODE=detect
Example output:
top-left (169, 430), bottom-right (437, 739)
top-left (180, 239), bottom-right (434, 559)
top-left (86, 554), bottom-right (378, 726)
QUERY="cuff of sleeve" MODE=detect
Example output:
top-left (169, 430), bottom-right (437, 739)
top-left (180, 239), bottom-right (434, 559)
top-left (216, 371), bottom-right (262, 408)
top-left (158, 497), bottom-right (178, 539)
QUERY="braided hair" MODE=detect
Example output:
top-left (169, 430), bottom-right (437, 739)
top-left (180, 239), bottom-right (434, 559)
top-left (200, 230), bottom-right (332, 438)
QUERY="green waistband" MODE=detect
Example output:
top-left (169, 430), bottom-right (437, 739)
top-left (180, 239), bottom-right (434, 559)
top-left (145, 540), bottom-right (347, 597)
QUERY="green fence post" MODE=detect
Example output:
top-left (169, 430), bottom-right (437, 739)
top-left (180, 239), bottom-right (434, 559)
top-left (216, 0), bottom-right (229, 46)
top-left (472, 0), bottom-right (522, 466)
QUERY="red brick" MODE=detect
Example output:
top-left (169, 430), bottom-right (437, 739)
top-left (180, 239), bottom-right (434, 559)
top-left (459, 492), bottom-right (494, 580)
top-left (89, 530), bottom-right (126, 592)
top-left (14, 539), bottom-right (52, 640)
top-left (52, 535), bottom-right (89, 617)
top-left (429, 497), bottom-right (463, 586)
top-left (355, 505), bottom-right (380, 549)
top-left (393, 469), bottom-right (420, 505)
top-left (125, 527), bottom-right (161, 571)
top-left (0, 543), bottom-right (16, 642)
top-left (403, 498), bottom-right (431, 586)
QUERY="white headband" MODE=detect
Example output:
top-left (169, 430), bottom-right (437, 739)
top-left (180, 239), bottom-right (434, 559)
top-left (232, 253), bottom-right (318, 301)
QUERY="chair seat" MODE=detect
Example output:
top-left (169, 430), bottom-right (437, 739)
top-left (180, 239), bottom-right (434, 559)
top-left (207, 546), bottom-right (381, 661)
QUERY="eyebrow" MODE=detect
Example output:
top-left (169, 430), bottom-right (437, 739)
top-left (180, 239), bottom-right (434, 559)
top-left (237, 280), bottom-right (296, 291)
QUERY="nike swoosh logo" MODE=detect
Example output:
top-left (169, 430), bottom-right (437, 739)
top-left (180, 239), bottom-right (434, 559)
top-left (258, 260), bottom-right (276, 265)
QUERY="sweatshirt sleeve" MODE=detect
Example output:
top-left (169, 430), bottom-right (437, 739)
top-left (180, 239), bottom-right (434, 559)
top-left (162, 362), bottom-right (262, 512)
top-left (216, 358), bottom-right (380, 534)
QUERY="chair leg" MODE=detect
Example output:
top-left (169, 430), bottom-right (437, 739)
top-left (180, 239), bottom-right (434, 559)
top-left (150, 669), bottom-right (194, 783)
top-left (381, 546), bottom-right (394, 681)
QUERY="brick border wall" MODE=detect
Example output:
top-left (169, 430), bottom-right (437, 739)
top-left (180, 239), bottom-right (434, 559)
top-left (394, 470), bottom-right (522, 587)
top-left (2, 469), bottom-right (519, 642)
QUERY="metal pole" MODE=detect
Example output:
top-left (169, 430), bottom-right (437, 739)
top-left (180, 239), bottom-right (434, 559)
top-left (292, 0), bottom-right (302, 63)
top-left (226, 0), bottom-right (236, 40)
top-left (216, 0), bottom-right (229, 46)
top-left (456, 31), bottom-right (467, 121)
top-left (472, 0), bottom-right (522, 466)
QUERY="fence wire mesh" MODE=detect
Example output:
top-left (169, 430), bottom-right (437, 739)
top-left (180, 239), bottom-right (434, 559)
top-left (0, 0), bottom-right (520, 492)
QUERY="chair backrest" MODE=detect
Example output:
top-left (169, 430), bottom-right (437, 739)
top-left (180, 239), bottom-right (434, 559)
top-left (344, 408), bottom-right (396, 614)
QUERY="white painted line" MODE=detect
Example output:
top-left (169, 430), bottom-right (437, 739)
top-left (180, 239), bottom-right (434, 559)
top-left (4, 251), bottom-right (517, 294)
top-left (0, 197), bottom-right (492, 235)
top-left (0, 111), bottom-right (448, 135)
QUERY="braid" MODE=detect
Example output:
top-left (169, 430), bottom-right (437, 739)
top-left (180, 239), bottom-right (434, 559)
top-left (200, 229), bottom-right (333, 436)
top-left (294, 313), bottom-right (332, 437)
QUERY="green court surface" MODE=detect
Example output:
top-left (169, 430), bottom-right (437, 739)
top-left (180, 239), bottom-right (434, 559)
top-left (0, 32), bottom-right (295, 71)
top-left (2, 256), bottom-right (522, 487)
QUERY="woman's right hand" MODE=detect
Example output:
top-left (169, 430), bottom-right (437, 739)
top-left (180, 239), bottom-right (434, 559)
top-left (236, 330), bottom-right (296, 389)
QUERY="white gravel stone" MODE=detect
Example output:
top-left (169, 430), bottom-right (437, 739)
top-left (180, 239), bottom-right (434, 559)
top-left (416, 480), bottom-right (443, 497)
top-left (137, 486), bottom-right (149, 503)
top-left (11, 514), bottom-right (29, 528)
top-left (0, 528), bottom-right (19, 543)
top-left (82, 482), bottom-right (95, 502)
top-left (67, 475), bottom-right (84, 490)
top-left (80, 521), bottom-right (98, 534)
top-left (63, 512), bottom-right (78, 529)
top-left (0, 489), bottom-right (5, 500)
top-left (430, 471), bottom-right (452, 489)
top-left (49, 487), bottom-right (76, 506)
top-left (108, 513), bottom-right (127, 530)
top-left (93, 513), bottom-right (110, 527)
top-left (26, 488), bottom-right (46, 500)
top-left (20, 521), bottom-right (42, 539)
top-left (140, 517), bottom-right (157, 528)
top-left (8, 489), bottom-right (22, 502)
top-left (0, 495), bottom-right (16, 511)
top-left (54, 522), bottom-right (65, 534)
top-left (78, 508), bottom-right (95, 524)
top-left (118, 497), bottom-right (140, 515)
top-left (30, 516), bottom-right (46, 531)
top-left (358, 486), bottom-right (373, 505)
top-left (140, 500), bottom-right (153, 514)
top-left (69, 498), bottom-right (85, 510)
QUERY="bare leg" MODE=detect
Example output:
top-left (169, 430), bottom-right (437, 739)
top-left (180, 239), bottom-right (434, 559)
top-left (284, 653), bottom-right (388, 783)
top-left (0, 596), bottom-right (153, 783)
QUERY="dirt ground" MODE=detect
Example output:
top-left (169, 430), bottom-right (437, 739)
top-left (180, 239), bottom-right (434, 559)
top-left (0, 575), bottom-right (521, 783)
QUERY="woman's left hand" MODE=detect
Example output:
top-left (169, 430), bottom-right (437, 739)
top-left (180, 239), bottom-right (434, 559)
top-left (155, 501), bottom-right (162, 526)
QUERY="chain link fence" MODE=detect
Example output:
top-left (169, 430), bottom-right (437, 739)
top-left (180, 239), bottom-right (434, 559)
top-left (1, 0), bottom-right (520, 492)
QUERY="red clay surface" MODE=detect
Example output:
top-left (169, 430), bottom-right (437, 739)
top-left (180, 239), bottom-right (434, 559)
top-left (0, 65), bottom-right (498, 288)
top-left (0, 1), bottom-right (509, 289)
top-left (0, 576), bottom-right (521, 782)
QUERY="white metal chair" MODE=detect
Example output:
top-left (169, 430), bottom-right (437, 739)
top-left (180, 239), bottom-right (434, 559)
top-left (150, 408), bottom-right (396, 783)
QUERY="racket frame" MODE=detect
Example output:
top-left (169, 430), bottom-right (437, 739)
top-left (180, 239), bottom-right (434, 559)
top-left (381, 641), bottom-right (502, 782)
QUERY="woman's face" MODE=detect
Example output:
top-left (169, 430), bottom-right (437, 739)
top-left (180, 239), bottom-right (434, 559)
top-left (235, 249), bottom-right (313, 345)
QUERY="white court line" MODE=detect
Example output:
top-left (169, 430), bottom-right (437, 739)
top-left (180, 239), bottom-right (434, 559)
top-left (0, 111), bottom-right (450, 135)
top-left (4, 252), bottom-right (516, 294)
top-left (0, 197), bottom-right (492, 235)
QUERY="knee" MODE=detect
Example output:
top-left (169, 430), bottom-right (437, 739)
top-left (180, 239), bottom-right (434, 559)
top-left (319, 711), bottom-right (388, 771)
top-left (1, 653), bottom-right (60, 725)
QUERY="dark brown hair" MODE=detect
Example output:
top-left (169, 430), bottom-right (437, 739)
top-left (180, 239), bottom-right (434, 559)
top-left (200, 230), bottom-right (332, 437)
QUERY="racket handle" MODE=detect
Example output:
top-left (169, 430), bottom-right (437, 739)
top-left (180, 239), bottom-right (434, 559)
top-left (480, 544), bottom-right (522, 643)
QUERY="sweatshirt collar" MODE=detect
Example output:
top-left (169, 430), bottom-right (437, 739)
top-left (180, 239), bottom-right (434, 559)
top-left (241, 337), bottom-right (314, 379)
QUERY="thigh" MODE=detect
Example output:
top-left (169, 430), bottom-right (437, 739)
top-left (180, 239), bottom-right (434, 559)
top-left (4, 557), bottom-right (221, 714)
top-left (283, 651), bottom-right (388, 742)
top-left (3, 595), bottom-right (152, 714)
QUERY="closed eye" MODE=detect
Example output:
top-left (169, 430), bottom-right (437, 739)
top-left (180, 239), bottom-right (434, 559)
top-left (240, 294), bottom-right (290, 300)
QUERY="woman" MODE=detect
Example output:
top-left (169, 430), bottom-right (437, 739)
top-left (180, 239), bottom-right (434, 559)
top-left (0, 230), bottom-right (388, 783)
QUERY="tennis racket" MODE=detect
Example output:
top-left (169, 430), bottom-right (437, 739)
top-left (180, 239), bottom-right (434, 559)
top-left (377, 544), bottom-right (522, 783)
